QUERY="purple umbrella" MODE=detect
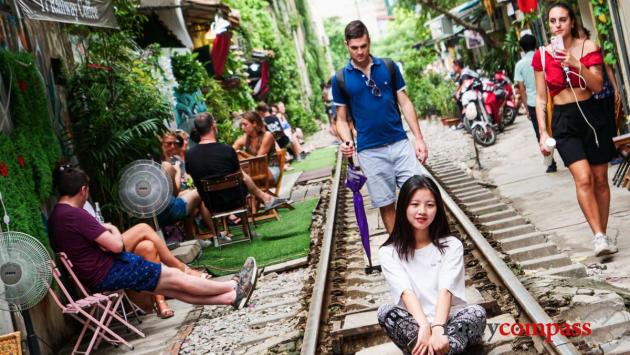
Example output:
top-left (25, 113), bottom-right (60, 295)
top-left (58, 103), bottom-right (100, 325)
top-left (345, 157), bottom-right (380, 274)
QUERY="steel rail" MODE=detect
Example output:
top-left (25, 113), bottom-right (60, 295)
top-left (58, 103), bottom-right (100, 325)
top-left (301, 149), bottom-right (343, 355)
top-left (419, 164), bottom-right (579, 355)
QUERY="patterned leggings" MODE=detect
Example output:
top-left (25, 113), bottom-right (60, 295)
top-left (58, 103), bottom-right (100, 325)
top-left (377, 304), bottom-right (487, 355)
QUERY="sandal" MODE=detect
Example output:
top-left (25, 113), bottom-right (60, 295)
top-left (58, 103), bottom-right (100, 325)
top-left (154, 299), bottom-right (174, 319)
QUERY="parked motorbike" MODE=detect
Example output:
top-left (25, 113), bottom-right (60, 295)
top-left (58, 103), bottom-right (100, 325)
top-left (457, 73), bottom-right (497, 146)
top-left (493, 70), bottom-right (517, 126)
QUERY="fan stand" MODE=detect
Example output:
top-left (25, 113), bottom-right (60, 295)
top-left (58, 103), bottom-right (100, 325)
top-left (23, 311), bottom-right (41, 355)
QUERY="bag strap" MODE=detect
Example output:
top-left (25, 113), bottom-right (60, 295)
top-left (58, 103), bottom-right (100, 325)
top-left (383, 58), bottom-right (401, 116)
top-left (335, 68), bottom-right (353, 122)
top-left (539, 46), bottom-right (554, 135)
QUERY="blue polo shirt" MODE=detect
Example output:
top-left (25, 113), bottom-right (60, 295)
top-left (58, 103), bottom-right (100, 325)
top-left (331, 56), bottom-right (407, 152)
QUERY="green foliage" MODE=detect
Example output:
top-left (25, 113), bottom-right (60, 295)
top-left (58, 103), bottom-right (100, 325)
top-left (226, 0), bottom-right (320, 134)
top-left (479, 27), bottom-right (519, 77)
top-left (66, 4), bottom-right (170, 225)
top-left (411, 73), bottom-right (458, 118)
top-left (169, 45), bottom-right (241, 143)
top-left (372, 7), bottom-right (456, 118)
top-left (591, 0), bottom-right (617, 64)
top-left (171, 52), bottom-right (208, 94)
top-left (204, 78), bottom-right (240, 144)
top-left (222, 51), bottom-right (256, 111)
top-left (295, 0), bottom-right (328, 120)
top-left (324, 17), bottom-right (347, 70)
top-left (0, 51), bottom-right (61, 246)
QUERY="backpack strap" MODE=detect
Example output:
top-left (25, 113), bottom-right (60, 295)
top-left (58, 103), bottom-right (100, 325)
top-left (383, 58), bottom-right (401, 116)
top-left (335, 68), bottom-right (353, 122)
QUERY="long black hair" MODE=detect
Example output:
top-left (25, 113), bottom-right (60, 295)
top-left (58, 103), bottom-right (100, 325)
top-left (548, 2), bottom-right (580, 39)
top-left (381, 175), bottom-right (450, 261)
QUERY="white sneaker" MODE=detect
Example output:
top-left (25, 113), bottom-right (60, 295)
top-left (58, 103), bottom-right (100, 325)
top-left (219, 232), bottom-right (232, 243)
top-left (592, 234), bottom-right (618, 257)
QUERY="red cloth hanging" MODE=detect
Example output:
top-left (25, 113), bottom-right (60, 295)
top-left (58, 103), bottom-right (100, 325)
top-left (211, 31), bottom-right (232, 79)
top-left (254, 61), bottom-right (270, 98)
top-left (517, 0), bottom-right (537, 14)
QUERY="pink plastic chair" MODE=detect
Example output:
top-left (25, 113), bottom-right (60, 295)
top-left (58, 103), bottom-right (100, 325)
top-left (47, 260), bottom-right (136, 354)
top-left (56, 252), bottom-right (145, 349)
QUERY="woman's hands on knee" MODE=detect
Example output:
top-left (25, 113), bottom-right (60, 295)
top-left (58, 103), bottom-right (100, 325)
top-left (412, 325), bottom-right (432, 355)
top-left (428, 326), bottom-right (450, 355)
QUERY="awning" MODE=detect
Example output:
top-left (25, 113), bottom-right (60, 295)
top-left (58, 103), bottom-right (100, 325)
top-left (139, 0), bottom-right (240, 49)
top-left (182, 0), bottom-right (239, 28)
top-left (139, 0), bottom-right (193, 48)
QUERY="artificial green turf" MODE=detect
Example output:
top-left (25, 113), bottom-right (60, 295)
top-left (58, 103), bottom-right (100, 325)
top-left (290, 146), bottom-right (337, 173)
top-left (193, 198), bottom-right (319, 276)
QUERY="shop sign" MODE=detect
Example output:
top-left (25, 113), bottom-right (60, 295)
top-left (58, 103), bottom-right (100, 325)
top-left (464, 30), bottom-right (485, 49)
top-left (17, 0), bottom-right (118, 29)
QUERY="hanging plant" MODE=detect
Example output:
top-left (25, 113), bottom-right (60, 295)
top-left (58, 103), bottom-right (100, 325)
top-left (591, 0), bottom-right (617, 64)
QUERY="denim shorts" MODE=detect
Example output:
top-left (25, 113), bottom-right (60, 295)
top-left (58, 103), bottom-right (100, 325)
top-left (269, 166), bottom-right (281, 183)
top-left (157, 196), bottom-right (188, 227)
top-left (358, 139), bottom-right (421, 208)
top-left (92, 252), bottom-right (162, 293)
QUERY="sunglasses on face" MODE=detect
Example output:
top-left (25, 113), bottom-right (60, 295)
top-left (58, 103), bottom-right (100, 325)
top-left (365, 79), bottom-right (381, 97)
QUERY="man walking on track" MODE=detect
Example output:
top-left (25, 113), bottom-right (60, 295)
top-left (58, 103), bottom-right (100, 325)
top-left (332, 20), bottom-right (428, 234)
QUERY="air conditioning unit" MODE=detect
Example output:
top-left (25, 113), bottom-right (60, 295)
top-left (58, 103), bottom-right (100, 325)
top-left (428, 16), bottom-right (453, 40)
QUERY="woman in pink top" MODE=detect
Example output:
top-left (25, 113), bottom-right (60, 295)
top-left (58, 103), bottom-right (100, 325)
top-left (532, 2), bottom-right (617, 257)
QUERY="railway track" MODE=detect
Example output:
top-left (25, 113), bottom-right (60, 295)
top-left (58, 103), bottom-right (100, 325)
top-left (299, 152), bottom-right (583, 355)
top-left (180, 150), bottom-right (594, 355)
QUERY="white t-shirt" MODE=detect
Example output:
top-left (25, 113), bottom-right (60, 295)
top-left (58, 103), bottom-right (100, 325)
top-left (379, 236), bottom-right (467, 323)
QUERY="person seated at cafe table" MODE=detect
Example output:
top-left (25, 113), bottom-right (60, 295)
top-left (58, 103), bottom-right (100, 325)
top-left (233, 111), bottom-right (281, 186)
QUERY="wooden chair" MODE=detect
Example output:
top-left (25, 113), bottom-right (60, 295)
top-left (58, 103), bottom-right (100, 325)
top-left (612, 133), bottom-right (630, 189)
top-left (269, 149), bottom-right (294, 211)
top-left (239, 155), bottom-right (269, 191)
top-left (240, 152), bottom-right (293, 221)
top-left (199, 172), bottom-right (255, 248)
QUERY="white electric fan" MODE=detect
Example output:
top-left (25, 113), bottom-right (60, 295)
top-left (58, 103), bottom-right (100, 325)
top-left (118, 160), bottom-right (173, 240)
top-left (0, 192), bottom-right (52, 354)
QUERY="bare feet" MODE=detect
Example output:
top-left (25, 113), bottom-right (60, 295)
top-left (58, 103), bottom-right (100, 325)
top-left (154, 299), bottom-right (174, 319)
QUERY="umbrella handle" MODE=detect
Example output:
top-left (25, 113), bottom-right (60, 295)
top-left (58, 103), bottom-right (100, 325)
top-left (345, 141), bottom-right (355, 168)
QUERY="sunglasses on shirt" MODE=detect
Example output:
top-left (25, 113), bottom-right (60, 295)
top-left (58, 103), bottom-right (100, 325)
top-left (365, 78), bottom-right (381, 97)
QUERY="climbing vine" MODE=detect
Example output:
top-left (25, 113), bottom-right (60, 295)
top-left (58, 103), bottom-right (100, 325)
top-left (0, 51), bottom-right (61, 246)
top-left (591, 0), bottom-right (617, 64)
top-left (225, 0), bottom-right (319, 133)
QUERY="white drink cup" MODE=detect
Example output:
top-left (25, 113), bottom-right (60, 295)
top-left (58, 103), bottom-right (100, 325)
top-left (544, 138), bottom-right (556, 166)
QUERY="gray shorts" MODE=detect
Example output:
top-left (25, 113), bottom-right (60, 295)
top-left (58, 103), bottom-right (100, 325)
top-left (358, 139), bottom-right (421, 208)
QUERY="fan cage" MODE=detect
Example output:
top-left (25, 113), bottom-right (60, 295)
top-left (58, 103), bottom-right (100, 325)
top-left (0, 231), bottom-right (52, 311)
top-left (118, 159), bottom-right (173, 218)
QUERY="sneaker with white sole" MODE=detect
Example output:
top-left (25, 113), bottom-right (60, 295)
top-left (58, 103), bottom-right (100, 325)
top-left (593, 234), bottom-right (618, 257)
top-left (263, 197), bottom-right (291, 212)
top-left (218, 232), bottom-right (232, 243)
top-left (232, 257), bottom-right (258, 310)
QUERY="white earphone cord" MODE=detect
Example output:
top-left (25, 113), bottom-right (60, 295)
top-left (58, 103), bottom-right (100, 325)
top-left (564, 68), bottom-right (600, 148)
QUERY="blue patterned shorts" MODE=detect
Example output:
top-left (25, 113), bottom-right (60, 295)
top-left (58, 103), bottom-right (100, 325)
top-left (92, 252), bottom-right (162, 293)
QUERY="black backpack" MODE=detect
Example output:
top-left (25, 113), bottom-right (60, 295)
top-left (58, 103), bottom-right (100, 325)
top-left (335, 57), bottom-right (401, 122)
